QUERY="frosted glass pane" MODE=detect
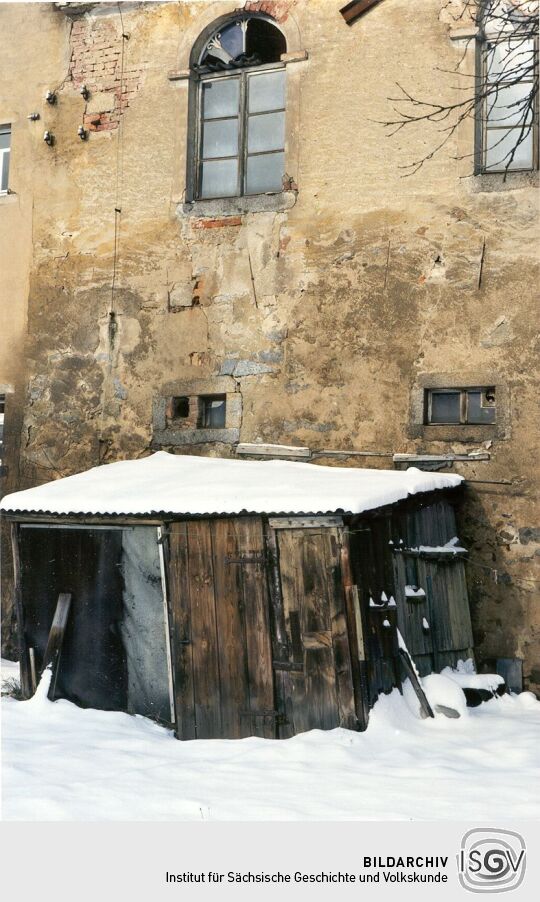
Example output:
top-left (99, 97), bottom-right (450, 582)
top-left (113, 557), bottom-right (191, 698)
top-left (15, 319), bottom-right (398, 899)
top-left (200, 158), bottom-right (238, 198)
top-left (467, 392), bottom-right (496, 425)
top-left (247, 112), bottom-right (285, 153)
top-left (430, 392), bottom-right (460, 424)
top-left (486, 39), bottom-right (534, 82)
top-left (245, 152), bottom-right (284, 194)
top-left (485, 126), bottom-right (533, 170)
top-left (248, 70), bottom-right (286, 113)
top-left (487, 82), bottom-right (533, 126)
top-left (202, 118), bottom-right (238, 159)
top-left (1, 151), bottom-right (9, 191)
top-left (202, 79), bottom-right (240, 119)
top-left (0, 130), bottom-right (10, 149)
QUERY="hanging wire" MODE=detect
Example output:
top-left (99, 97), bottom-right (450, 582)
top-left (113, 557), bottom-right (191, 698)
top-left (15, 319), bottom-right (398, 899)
top-left (110, 1), bottom-right (128, 317)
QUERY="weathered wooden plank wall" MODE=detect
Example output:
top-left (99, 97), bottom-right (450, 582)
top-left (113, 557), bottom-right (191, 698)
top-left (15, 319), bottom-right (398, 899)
top-left (349, 493), bottom-right (474, 700)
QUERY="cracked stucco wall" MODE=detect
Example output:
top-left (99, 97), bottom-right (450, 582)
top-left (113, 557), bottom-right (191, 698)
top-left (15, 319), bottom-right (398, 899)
top-left (0, 0), bottom-right (539, 689)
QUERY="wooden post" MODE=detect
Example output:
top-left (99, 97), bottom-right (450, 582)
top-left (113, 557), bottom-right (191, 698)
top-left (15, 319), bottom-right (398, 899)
top-left (10, 522), bottom-right (32, 698)
top-left (340, 530), bottom-right (370, 730)
top-left (41, 593), bottom-right (72, 701)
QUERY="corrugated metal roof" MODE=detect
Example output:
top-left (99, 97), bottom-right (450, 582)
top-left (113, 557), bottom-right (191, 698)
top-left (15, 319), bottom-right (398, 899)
top-left (0, 452), bottom-right (463, 519)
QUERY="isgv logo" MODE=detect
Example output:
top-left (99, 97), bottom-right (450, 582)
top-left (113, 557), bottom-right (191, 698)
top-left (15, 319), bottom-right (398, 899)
top-left (458, 829), bottom-right (526, 893)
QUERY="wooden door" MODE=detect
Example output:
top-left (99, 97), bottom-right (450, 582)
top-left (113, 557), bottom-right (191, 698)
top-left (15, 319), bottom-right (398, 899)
top-left (272, 526), bottom-right (358, 737)
top-left (417, 558), bottom-right (474, 670)
top-left (168, 517), bottom-right (275, 740)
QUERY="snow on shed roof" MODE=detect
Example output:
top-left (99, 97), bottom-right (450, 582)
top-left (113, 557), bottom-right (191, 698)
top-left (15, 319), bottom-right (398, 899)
top-left (0, 452), bottom-right (464, 519)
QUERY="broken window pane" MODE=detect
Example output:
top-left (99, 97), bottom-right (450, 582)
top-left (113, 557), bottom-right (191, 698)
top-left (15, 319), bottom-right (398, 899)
top-left (216, 21), bottom-right (244, 59)
top-left (200, 16), bottom-right (285, 70)
top-left (429, 391), bottom-right (461, 424)
top-left (467, 391), bottom-right (496, 424)
top-left (200, 395), bottom-right (226, 428)
top-left (195, 18), bottom-right (287, 199)
top-left (246, 151), bottom-right (284, 194)
top-left (170, 397), bottom-right (190, 419)
top-left (245, 18), bottom-right (286, 64)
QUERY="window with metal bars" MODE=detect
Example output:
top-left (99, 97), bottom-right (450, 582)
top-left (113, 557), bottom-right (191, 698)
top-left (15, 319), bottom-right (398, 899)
top-left (190, 16), bottom-right (287, 200)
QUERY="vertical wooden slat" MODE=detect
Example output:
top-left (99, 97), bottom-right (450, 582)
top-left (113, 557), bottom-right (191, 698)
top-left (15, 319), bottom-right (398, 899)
top-left (238, 518), bottom-right (275, 739)
top-left (301, 531), bottom-right (339, 732)
top-left (188, 520), bottom-right (221, 738)
top-left (264, 523), bottom-right (295, 739)
top-left (277, 528), bottom-right (306, 733)
top-left (212, 518), bottom-right (250, 739)
top-left (168, 522), bottom-right (196, 739)
top-left (328, 530), bottom-right (358, 729)
top-left (10, 522), bottom-right (31, 698)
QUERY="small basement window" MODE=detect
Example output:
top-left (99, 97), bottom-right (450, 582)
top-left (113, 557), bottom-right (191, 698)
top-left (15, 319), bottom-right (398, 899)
top-left (199, 394), bottom-right (226, 428)
top-left (426, 388), bottom-right (496, 425)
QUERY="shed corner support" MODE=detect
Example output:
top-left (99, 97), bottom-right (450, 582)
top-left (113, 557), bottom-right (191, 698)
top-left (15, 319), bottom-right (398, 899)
top-left (9, 521), bottom-right (32, 699)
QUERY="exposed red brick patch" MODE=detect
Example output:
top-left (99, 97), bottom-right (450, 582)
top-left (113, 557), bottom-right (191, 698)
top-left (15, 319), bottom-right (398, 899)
top-left (192, 217), bottom-right (243, 230)
top-left (242, 0), bottom-right (293, 23)
top-left (69, 15), bottom-right (143, 132)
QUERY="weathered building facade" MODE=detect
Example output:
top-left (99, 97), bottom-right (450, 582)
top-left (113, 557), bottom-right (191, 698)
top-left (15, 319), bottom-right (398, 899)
top-left (0, 1), bottom-right (538, 691)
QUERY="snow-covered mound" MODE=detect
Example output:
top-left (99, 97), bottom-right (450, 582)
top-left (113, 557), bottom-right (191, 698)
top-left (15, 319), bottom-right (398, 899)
top-left (2, 669), bottom-right (539, 821)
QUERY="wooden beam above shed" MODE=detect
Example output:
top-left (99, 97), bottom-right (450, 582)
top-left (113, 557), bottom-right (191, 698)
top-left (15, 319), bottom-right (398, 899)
top-left (340, 0), bottom-right (384, 25)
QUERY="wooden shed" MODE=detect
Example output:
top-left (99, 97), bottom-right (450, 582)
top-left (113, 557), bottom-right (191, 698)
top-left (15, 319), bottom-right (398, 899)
top-left (0, 453), bottom-right (474, 739)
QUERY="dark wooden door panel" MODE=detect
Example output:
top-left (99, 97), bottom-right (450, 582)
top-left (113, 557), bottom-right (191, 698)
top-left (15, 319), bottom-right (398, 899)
top-left (169, 517), bottom-right (274, 740)
top-left (275, 527), bottom-right (356, 735)
top-left (236, 518), bottom-right (275, 739)
top-left (168, 522), bottom-right (196, 739)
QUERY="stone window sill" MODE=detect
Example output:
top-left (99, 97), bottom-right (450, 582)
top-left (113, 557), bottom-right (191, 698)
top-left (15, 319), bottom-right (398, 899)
top-left (413, 424), bottom-right (500, 443)
top-left (179, 191), bottom-right (297, 219)
top-left (472, 170), bottom-right (539, 194)
top-left (152, 428), bottom-right (240, 447)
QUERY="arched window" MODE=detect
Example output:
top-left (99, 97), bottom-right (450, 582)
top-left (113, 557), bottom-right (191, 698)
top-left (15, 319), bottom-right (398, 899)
top-left (188, 15), bottom-right (287, 200)
top-left (477, 2), bottom-right (538, 172)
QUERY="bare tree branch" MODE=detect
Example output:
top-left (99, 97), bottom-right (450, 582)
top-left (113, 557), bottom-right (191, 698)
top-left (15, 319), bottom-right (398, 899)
top-left (380, 0), bottom-right (539, 177)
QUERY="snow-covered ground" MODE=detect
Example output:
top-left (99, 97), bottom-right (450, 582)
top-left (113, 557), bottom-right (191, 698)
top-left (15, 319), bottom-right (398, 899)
top-left (2, 659), bottom-right (539, 822)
